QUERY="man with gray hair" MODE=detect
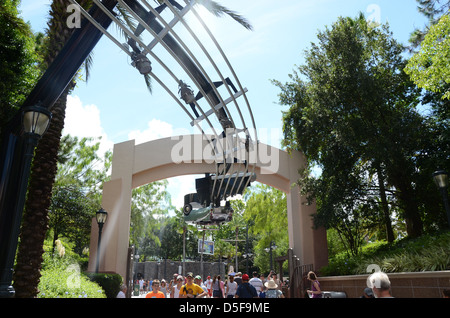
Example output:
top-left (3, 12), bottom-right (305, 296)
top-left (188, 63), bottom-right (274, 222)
top-left (116, 284), bottom-right (127, 298)
top-left (367, 271), bottom-right (393, 298)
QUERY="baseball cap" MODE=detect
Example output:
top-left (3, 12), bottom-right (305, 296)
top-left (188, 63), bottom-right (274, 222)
top-left (242, 274), bottom-right (249, 281)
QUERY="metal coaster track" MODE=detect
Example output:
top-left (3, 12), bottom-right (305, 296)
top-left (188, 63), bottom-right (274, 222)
top-left (68, 0), bottom-right (258, 210)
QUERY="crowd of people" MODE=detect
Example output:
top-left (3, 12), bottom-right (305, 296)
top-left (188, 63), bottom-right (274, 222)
top-left (117, 270), bottom-right (450, 299)
top-left (119, 270), bottom-right (287, 298)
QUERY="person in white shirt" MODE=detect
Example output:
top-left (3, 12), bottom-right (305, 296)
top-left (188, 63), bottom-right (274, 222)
top-left (116, 284), bottom-right (127, 298)
top-left (249, 271), bottom-right (264, 296)
top-left (225, 274), bottom-right (238, 298)
top-left (171, 275), bottom-right (184, 298)
top-left (205, 275), bottom-right (213, 297)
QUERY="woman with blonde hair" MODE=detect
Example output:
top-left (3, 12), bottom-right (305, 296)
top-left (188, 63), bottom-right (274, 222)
top-left (306, 271), bottom-right (322, 298)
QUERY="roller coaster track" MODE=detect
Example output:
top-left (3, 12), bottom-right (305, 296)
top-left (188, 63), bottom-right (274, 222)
top-left (68, 0), bottom-right (258, 210)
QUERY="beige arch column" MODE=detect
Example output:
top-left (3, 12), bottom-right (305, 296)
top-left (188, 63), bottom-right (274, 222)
top-left (88, 135), bottom-right (328, 279)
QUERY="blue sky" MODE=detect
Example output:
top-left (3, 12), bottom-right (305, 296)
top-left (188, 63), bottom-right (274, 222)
top-left (19, 0), bottom-right (429, 209)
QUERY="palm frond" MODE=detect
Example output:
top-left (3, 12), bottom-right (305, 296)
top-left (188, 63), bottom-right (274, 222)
top-left (83, 51), bottom-right (94, 82)
top-left (195, 0), bottom-right (253, 31)
top-left (115, 3), bottom-right (138, 39)
top-left (144, 73), bottom-right (153, 93)
top-left (115, 3), bottom-right (155, 94)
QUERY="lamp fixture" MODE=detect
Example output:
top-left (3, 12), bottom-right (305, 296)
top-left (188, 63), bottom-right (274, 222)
top-left (433, 170), bottom-right (448, 189)
top-left (96, 208), bottom-right (108, 225)
top-left (22, 105), bottom-right (52, 137)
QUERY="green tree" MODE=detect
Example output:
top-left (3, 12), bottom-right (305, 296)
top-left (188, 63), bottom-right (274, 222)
top-left (0, 0), bottom-right (41, 137)
top-left (274, 14), bottom-right (427, 245)
top-left (405, 13), bottom-right (450, 100)
top-left (48, 135), bottom-right (111, 255)
top-left (243, 184), bottom-right (288, 272)
top-left (129, 180), bottom-right (173, 257)
top-left (409, 0), bottom-right (450, 48)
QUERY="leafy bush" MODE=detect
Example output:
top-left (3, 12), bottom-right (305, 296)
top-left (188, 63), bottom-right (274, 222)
top-left (38, 264), bottom-right (106, 298)
top-left (86, 273), bottom-right (123, 298)
top-left (321, 231), bottom-right (450, 276)
top-left (37, 239), bottom-right (106, 298)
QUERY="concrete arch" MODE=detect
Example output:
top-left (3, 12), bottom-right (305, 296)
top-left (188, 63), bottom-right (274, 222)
top-left (87, 135), bottom-right (328, 279)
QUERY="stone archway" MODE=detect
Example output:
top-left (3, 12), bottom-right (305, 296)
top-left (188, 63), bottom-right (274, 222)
top-left (87, 134), bottom-right (328, 279)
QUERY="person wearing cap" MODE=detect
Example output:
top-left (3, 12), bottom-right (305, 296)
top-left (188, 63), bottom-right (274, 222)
top-left (170, 275), bottom-right (184, 298)
top-left (179, 272), bottom-right (207, 298)
top-left (360, 287), bottom-right (374, 298)
top-left (234, 272), bottom-right (242, 285)
top-left (205, 275), bottom-right (212, 297)
top-left (235, 274), bottom-right (258, 298)
top-left (264, 279), bottom-right (284, 298)
top-left (194, 275), bottom-right (209, 298)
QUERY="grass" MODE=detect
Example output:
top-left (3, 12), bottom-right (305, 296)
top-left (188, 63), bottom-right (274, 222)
top-left (320, 231), bottom-right (450, 276)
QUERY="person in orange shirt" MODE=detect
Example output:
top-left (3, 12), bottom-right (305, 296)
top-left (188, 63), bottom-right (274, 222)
top-left (145, 280), bottom-right (166, 298)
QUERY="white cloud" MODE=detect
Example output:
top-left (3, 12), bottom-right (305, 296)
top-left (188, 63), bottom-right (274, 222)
top-left (167, 175), bottom-right (200, 211)
top-left (64, 95), bottom-right (114, 157)
top-left (127, 118), bottom-right (174, 145)
top-left (64, 97), bottom-right (200, 213)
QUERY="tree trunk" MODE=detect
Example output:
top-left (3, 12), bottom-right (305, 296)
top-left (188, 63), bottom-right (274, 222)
top-left (13, 88), bottom-right (69, 297)
top-left (376, 165), bottom-right (395, 242)
top-left (12, 0), bottom-right (92, 298)
top-left (391, 170), bottom-right (423, 238)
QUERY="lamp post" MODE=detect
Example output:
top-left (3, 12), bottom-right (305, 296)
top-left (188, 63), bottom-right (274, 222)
top-left (95, 208), bottom-right (108, 273)
top-left (265, 242), bottom-right (277, 271)
top-left (0, 105), bottom-right (51, 298)
top-left (432, 170), bottom-right (450, 227)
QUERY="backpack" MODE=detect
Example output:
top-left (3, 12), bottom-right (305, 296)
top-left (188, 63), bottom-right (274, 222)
top-left (265, 289), bottom-right (279, 298)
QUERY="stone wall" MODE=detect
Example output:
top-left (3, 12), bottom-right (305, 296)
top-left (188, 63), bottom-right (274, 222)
top-left (317, 271), bottom-right (450, 298)
top-left (134, 260), bottom-right (227, 281)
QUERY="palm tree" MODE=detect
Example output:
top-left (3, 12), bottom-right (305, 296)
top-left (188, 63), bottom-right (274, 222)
top-left (13, 0), bottom-right (251, 297)
top-left (12, 0), bottom-right (94, 298)
top-left (155, 0), bottom-right (253, 30)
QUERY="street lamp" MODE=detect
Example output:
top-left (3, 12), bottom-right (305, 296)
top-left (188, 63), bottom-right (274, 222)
top-left (95, 208), bottom-right (108, 273)
top-left (0, 104), bottom-right (52, 298)
top-left (433, 170), bottom-right (450, 227)
top-left (264, 242), bottom-right (277, 271)
top-left (23, 105), bottom-right (52, 136)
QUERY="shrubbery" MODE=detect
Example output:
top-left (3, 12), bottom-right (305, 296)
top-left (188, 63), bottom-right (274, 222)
top-left (320, 231), bottom-right (450, 276)
top-left (86, 273), bottom-right (123, 298)
top-left (38, 265), bottom-right (106, 298)
top-left (37, 239), bottom-right (107, 298)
